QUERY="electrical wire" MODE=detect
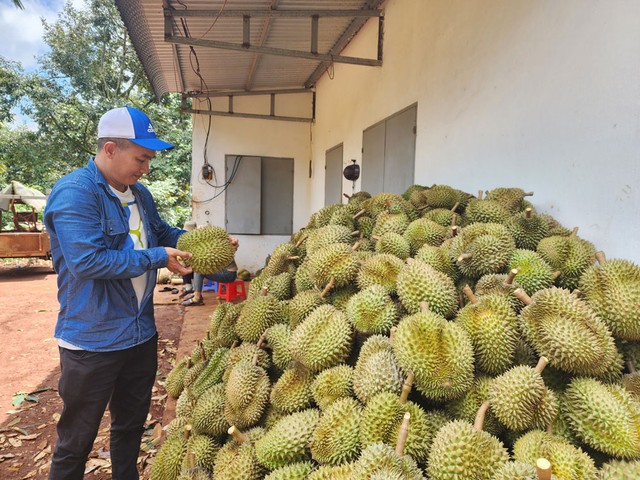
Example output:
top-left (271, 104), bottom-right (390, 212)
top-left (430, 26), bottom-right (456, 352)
top-left (192, 155), bottom-right (243, 204)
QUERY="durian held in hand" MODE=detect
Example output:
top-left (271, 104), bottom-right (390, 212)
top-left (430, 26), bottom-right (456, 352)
top-left (177, 225), bottom-right (238, 274)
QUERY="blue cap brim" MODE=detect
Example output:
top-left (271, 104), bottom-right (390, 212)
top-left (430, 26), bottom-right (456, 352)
top-left (130, 138), bottom-right (174, 151)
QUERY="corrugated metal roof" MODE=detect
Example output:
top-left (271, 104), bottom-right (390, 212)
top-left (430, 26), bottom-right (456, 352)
top-left (115, 0), bottom-right (384, 99)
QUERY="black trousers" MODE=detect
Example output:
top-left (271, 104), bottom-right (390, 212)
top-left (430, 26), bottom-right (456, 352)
top-left (49, 335), bottom-right (158, 480)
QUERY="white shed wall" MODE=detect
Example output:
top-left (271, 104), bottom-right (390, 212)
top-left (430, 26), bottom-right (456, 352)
top-left (189, 100), bottom-right (312, 272)
top-left (310, 0), bottom-right (640, 263)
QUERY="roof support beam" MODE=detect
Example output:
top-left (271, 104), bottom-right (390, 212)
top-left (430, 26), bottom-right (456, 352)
top-left (165, 34), bottom-right (382, 66)
top-left (188, 88), bottom-right (312, 98)
top-left (183, 107), bottom-right (312, 123)
top-left (166, 9), bottom-right (381, 18)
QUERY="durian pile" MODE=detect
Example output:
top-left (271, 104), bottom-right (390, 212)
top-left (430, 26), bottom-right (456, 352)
top-left (153, 185), bottom-right (640, 480)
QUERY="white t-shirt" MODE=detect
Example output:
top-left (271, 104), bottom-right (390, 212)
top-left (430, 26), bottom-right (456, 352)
top-left (109, 185), bottom-right (148, 307)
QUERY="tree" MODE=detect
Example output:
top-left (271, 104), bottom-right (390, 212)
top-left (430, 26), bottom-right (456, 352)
top-left (12, 0), bottom-right (24, 9)
top-left (1, 0), bottom-right (192, 225)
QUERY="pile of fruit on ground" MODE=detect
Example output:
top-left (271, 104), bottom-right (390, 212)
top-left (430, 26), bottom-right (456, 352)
top-left (153, 185), bottom-right (640, 479)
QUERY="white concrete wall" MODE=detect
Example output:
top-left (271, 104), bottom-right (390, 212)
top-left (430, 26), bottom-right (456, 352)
top-left (189, 95), bottom-right (313, 272)
top-left (310, 0), bottom-right (640, 263)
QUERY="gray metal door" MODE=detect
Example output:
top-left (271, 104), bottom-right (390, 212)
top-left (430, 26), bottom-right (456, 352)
top-left (261, 157), bottom-right (294, 235)
top-left (325, 144), bottom-right (344, 206)
top-left (361, 121), bottom-right (386, 194)
top-left (225, 155), bottom-right (261, 234)
top-left (384, 105), bottom-right (416, 194)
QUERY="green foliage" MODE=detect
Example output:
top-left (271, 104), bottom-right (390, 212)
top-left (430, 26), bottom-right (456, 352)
top-left (0, 0), bottom-right (192, 225)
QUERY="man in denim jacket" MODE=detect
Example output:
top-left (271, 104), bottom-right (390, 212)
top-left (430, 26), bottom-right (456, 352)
top-left (44, 106), bottom-right (192, 479)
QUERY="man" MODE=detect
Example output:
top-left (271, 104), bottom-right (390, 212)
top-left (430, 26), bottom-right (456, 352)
top-left (44, 106), bottom-right (192, 479)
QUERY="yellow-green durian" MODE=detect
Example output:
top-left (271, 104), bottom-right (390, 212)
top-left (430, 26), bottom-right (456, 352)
top-left (396, 258), bottom-right (458, 318)
top-left (351, 442), bottom-right (424, 480)
top-left (536, 234), bottom-right (595, 290)
top-left (269, 366), bottom-right (315, 414)
top-left (356, 253), bottom-right (404, 295)
top-left (311, 397), bottom-right (362, 466)
top-left (223, 359), bottom-right (271, 429)
top-left (264, 461), bottom-right (317, 480)
top-left (191, 383), bottom-right (228, 437)
top-left (449, 222), bottom-right (515, 279)
top-left (176, 225), bottom-right (236, 274)
top-left (311, 364), bottom-right (354, 410)
top-left (346, 285), bottom-right (399, 335)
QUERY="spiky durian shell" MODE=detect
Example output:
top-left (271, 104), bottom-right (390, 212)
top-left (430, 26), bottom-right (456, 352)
top-left (235, 293), bottom-right (285, 344)
top-left (396, 258), bottom-right (458, 318)
top-left (191, 383), bottom-right (229, 437)
top-left (191, 347), bottom-right (228, 398)
top-left (445, 375), bottom-right (504, 437)
top-left (519, 287), bottom-right (620, 377)
top-left (393, 309), bottom-right (474, 402)
top-left (223, 359), bottom-right (271, 429)
top-left (176, 225), bottom-right (236, 274)
top-left (213, 427), bottom-right (267, 480)
top-left (288, 290), bottom-right (327, 330)
top-left (506, 209), bottom-right (550, 250)
top-left (356, 253), bottom-right (404, 295)
top-left (165, 356), bottom-right (189, 399)
top-left (599, 459), bottom-right (640, 479)
top-left (151, 431), bottom-right (189, 480)
top-left (579, 259), bottom-right (640, 340)
top-left (414, 244), bottom-right (459, 281)
top-left (269, 366), bottom-right (315, 414)
top-left (311, 364), bottom-right (354, 410)
top-left (537, 235), bottom-right (596, 290)
top-left (264, 461), bottom-right (317, 480)
top-left (454, 293), bottom-right (519, 375)
top-left (465, 198), bottom-right (511, 224)
top-left (306, 225), bottom-right (354, 255)
top-left (563, 377), bottom-right (640, 459)
top-left (509, 249), bottom-right (555, 296)
top-left (254, 408), bottom-right (320, 470)
top-left (307, 463), bottom-right (354, 480)
top-left (311, 397), bottom-right (362, 466)
top-left (351, 442), bottom-right (424, 480)
top-left (450, 222), bottom-right (515, 279)
top-left (402, 218), bottom-right (449, 255)
top-left (427, 419), bottom-right (509, 480)
top-left (307, 243), bottom-right (360, 289)
top-left (352, 335), bottom-right (403, 403)
top-left (346, 285), bottom-right (399, 335)
top-left (289, 304), bottom-right (353, 373)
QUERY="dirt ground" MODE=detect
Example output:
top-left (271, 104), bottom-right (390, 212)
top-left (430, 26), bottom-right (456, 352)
top-left (0, 259), bottom-right (213, 479)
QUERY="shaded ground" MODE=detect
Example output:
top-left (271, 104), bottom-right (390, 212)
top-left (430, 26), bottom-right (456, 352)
top-left (0, 260), bottom-right (212, 479)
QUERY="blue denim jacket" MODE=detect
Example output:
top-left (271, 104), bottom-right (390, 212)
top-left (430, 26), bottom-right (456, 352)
top-left (44, 158), bottom-right (184, 351)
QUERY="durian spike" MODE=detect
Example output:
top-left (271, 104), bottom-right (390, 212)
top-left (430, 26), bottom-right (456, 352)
top-left (595, 251), bottom-right (606, 264)
top-left (457, 253), bottom-right (472, 262)
top-left (294, 234), bottom-right (308, 248)
top-left (389, 326), bottom-right (397, 346)
top-left (353, 209), bottom-right (367, 220)
top-left (513, 288), bottom-right (532, 305)
top-left (261, 285), bottom-right (268, 296)
top-left (524, 207), bottom-right (533, 219)
top-left (399, 371), bottom-right (415, 404)
top-left (321, 278), bottom-right (336, 298)
top-left (462, 285), bottom-right (477, 304)
top-left (395, 412), bottom-right (411, 456)
top-left (551, 270), bottom-right (561, 281)
top-left (535, 356), bottom-right (549, 374)
top-left (474, 400), bottom-right (490, 431)
top-left (450, 202), bottom-right (460, 213)
top-left (451, 225), bottom-right (458, 237)
top-left (228, 425), bottom-right (248, 444)
top-left (478, 190), bottom-right (484, 200)
top-left (627, 360), bottom-right (637, 374)
top-left (570, 226), bottom-right (579, 236)
top-left (504, 268), bottom-right (518, 286)
top-left (536, 458), bottom-right (552, 480)
top-left (419, 301), bottom-right (431, 312)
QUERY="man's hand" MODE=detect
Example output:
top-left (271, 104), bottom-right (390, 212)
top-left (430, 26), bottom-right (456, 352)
top-left (230, 236), bottom-right (239, 251)
top-left (165, 247), bottom-right (193, 276)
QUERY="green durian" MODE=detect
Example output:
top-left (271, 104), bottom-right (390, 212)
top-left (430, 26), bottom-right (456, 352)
top-left (176, 226), bottom-right (236, 274)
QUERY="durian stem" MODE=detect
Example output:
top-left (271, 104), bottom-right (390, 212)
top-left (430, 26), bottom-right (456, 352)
top-left (451, 213), bottom-right (457, 228)
top-left (228, 426), bottom-right (248, 444)
top-left (353, 209), bottom-right (367, 220)
top-left (183, 424), bottom-right (192, 440)
top-left (419, 301), bottom-right (430, 312)
top-left (595, 251), bottom-right (606, 265)
top-left (343, 193), bottom-right (351, 200)
top-left (186, 357), bottom-right (192, 369)
top-left (351, 230), bottom-right (361, 237)
top-left (450, 202), bottom-right (460, 213)
top-left (389, 326), bottom-right (397, 346)
top-left (399, 371), bottom-right (415, 404)
top-left (187, 451), bottom-right (196, 469)
top-left (395, 412), bottom-right (411, 456)
top-left (287, 255), bottom-right (300, 261)
top-left (474, 400), bottom-right (490, 431)
top-left (321, 278), bottom-right (336, 298)
top-left (535, 356), bottom-right (549, 374)
top-left (513, 288), bottom-right (532, 305)
top-left (478, 190), bottom-right (484, 200)
top-left (295, 235), bottom-right (308, 248)
top-left (505, 268), bottom-right (518, 286)
top-left (524, 207), bottom-right (532, 219)
top-left (525, 191), bottom-right (534, 197)
top-left (230, 340), bottom-right (239, 349)
top-left (570, 226), bottom-right (579, 236)
top-left (385, 199), bottom-right (393, 213)
top-left (199, 341), bottom-right (207, 362)
top-left (256, 331), bottom-right (268, 350)
top-left (457, 253), bottom-right (472, 262)
top-left (551, 270), bottom-right (561, 281)
top-left (627, 360), bottom-right (637, 374)
top-left (372, 235), bottom-right (381, 241)
top-left (462, 285), bottom-right (477, 304)
top-left (261, 286), bottom-right (269, 296)
top-left (536, 458), bottom-right (552, 480)
top-left (451, 225), bottom-right (458, 237)
top-left (352, 241), bottom-right (361, 251)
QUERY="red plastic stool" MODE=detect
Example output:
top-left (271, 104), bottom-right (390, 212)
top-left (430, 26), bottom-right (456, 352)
top-left (217, 279), bottom-right (247, 302)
